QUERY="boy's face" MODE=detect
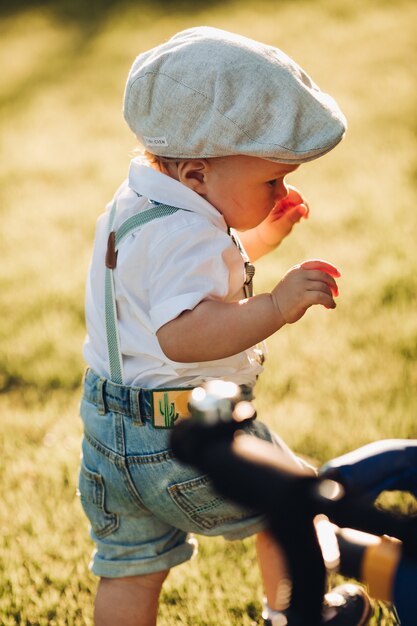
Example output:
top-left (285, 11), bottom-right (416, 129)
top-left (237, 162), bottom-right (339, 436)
top-left (184, 155), bottom-right (299, 230)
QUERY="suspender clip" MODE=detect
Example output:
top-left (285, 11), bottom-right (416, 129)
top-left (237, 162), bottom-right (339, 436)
top-left (105, 231), bottom-right (118, 269)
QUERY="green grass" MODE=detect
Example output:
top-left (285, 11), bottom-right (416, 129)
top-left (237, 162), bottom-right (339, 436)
top-left (0, 0), bottom-right (416, 623)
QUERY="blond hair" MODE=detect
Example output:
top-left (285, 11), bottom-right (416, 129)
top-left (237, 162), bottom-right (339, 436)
top-left (134, 147), bottom-right (208, 174)
top-left (131, 146), bottom-right (183, 172)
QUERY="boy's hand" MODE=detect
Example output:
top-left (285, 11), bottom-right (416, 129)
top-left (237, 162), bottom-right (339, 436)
top-left (257, 185), bottom-right (309, 248)
top-left (271, 259), bottom-right (341, 324)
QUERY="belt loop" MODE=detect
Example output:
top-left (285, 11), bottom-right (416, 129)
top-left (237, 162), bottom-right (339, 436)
top-left (96, 377), bottom-right (107, 415)
top-left (129, 388), bottom-right (144, 426)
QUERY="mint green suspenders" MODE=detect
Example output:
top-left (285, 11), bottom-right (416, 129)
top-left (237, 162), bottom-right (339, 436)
top-left (104, 201), bottom-right (258, 385)
top-left (105, 202), bottom-right (181, 384)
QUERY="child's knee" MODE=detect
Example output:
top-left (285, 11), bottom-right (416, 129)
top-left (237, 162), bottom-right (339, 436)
top-left (100, 569), bottom-right (170, 592)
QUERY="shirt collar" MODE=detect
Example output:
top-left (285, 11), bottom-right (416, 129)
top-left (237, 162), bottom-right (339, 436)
top-left (128, 158), bottom-right (228, 231)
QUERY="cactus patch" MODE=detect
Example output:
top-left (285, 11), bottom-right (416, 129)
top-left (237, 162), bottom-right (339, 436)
top-left (152, 389), bottom-right (192, 428)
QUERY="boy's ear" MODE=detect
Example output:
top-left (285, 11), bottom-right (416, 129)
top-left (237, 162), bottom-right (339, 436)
top-left (177, 160), bottom-right (209, 193)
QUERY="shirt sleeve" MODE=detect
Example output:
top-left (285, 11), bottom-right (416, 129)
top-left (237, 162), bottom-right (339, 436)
top-left (146, 217), bottom-right (244, 331)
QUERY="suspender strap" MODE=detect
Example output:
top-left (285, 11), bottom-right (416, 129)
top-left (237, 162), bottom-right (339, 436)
top-left (105, 202), bottom-right (182, 384)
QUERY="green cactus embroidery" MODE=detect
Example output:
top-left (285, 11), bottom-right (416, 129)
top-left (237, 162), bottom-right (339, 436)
top-left (158, 392), bottom-right (179, 427)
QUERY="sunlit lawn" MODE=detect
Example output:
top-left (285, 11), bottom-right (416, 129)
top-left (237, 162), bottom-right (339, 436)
top-left (0, 0), bottom-right (416, 623)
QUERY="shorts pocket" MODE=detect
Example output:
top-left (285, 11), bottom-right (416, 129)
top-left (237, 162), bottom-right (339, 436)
top-left (167, 474), bottom-right (252, 532)
top-left (78, 463), bottom-right (119, 538)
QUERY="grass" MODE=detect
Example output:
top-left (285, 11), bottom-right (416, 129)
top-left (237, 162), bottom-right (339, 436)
top-left (0, 0), bottom-right (416, 623)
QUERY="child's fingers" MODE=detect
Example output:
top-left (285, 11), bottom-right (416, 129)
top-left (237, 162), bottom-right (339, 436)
top-left (303, 268), bottom-right (339, 297)
top-left (306, 280), bottom-right (336, 299)
top-left (271, 203), bottom-right (308, 222)
top-left (285, 185), bottom-right (305, 206)
top-left (300, 259), bottom-right (341, 278)
top-left (279, 187), bottom-right (310, 216)
top-left (305, 288), bottom-right (337, 310)
top-left (288, 203), bottom-right (309, 222)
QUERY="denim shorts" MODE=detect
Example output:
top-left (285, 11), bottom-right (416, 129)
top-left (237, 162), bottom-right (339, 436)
top-left (77, 369), bottom-right (302, 578)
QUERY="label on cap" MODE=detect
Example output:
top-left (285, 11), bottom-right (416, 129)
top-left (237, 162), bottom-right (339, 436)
top-left (144, 136), bottom-right (169, 147)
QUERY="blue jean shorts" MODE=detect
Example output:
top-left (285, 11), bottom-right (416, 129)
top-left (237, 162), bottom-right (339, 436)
top-left (78, 369), bottom-right (301, 578)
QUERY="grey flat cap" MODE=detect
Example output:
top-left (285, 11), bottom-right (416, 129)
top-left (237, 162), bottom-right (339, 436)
top-left (123, 26), bottom-right (347, 164)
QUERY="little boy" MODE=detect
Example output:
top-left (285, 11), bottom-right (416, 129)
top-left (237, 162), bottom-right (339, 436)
top-left (79, 27), bottom-right (371, 626)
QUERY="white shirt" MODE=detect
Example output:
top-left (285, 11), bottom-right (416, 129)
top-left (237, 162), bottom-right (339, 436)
top-left (83, 159), bottom-right (264, 388)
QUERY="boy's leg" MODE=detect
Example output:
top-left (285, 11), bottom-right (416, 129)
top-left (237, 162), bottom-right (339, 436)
top-left (257, 530), bottom-right (292, 611)
top-left (94, 570), bottom-right (169, 626)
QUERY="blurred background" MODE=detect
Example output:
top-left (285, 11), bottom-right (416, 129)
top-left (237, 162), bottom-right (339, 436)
top-left (0, 0), bottom-right (416, 624)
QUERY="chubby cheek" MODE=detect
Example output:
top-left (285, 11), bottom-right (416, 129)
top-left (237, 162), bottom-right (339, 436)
top-left (257, 195), bottom-right (277, 220)
top-left (235, 196), bottom-right (275, 229)
top-left (206, 188), bottom-right (275, 229)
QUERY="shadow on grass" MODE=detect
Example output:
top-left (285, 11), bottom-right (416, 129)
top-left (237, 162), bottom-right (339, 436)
top-left (0, 0), bottom-right (318, 31)
top-left (0, 0), bottom-right (226, 29)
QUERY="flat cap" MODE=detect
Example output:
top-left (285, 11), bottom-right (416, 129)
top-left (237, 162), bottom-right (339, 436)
top-left (123, 26), bottom-right (347, 164)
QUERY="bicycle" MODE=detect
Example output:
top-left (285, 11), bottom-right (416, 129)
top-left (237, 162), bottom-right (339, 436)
top-left (170, 381), bottom-right (417, 626)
